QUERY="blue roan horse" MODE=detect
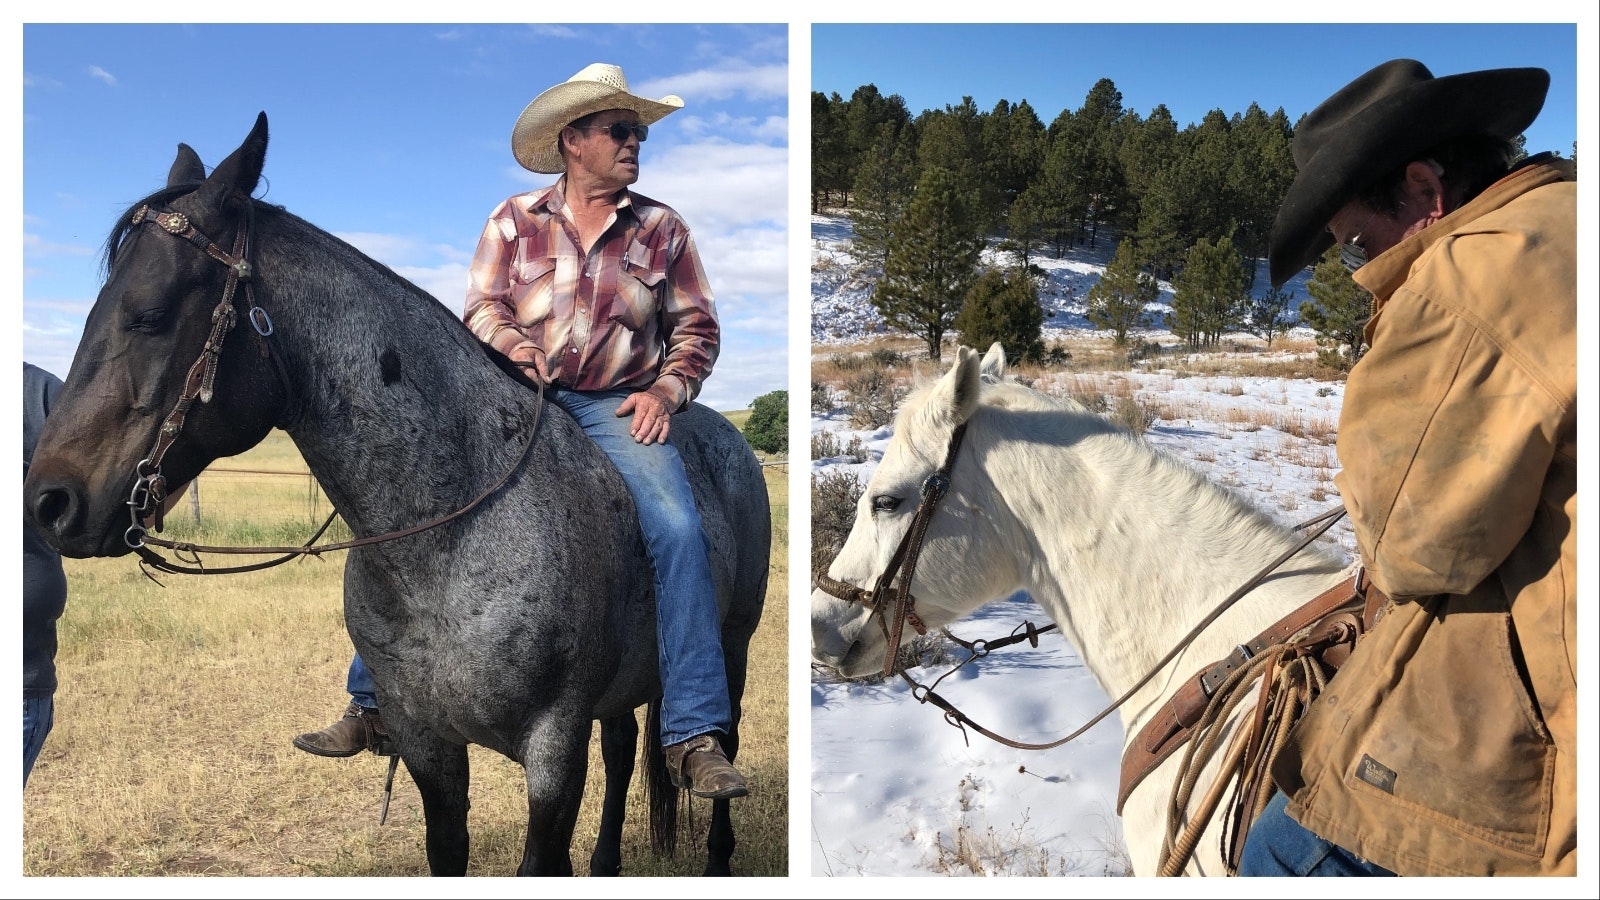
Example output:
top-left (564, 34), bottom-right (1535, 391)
top-left (22, 113), bottom-right (772, 876)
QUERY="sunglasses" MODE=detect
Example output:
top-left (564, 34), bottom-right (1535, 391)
top-left (1332, 208), bottom-right (1378, 273)
top-left (575, 122), bottom-right (649, 143)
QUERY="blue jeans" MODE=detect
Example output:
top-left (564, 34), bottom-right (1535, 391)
top-left (1238, 791), bottom-right (1396, 876)
top-left (23, 695), bottom-right (54, 786)
top-left (343, 388), bottom-right (731, 746)
top-left (347, 654), bottom-right (378, 710)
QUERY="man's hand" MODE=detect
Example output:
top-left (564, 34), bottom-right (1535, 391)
top-left (511, 343), bottom-right (551, 385)
top-left (616, 390), bottom-right (671, 445)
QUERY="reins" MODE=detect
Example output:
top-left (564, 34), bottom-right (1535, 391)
top-left (895, 506), bottom-right (1347, 752)
top-left (123, 200), bottom-right (545, 577)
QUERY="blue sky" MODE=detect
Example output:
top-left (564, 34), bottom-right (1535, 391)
top-left (813, 23), bottom-right (1579, 158)
top-left (21, 23), bottom-right (789, 413)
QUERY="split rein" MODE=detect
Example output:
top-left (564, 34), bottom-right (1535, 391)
top-left (122, 202), bottom-right (544, 578)
top-left (812, 416), bottom-right (1350, 753)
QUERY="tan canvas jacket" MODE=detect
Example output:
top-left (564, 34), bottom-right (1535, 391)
top-left (1271, 159), bottom-right (1577, 876)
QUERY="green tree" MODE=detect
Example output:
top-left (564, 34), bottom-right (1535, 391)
top-left (741, 390), bottom-right (788, 455)
top-left (1299, 246), bottom-right (1373, 370)
top-left (811, 91), bottom-right (850, 212)
top-left (1085, 238), bottom-right (1158, 348)
top-left (872, 166), bottom-right (984, 360)
top-left (1168, 233), bottom-right (1248, 349)
top-left (916, 97), bottom-right (1002, 230)
top-left (1002, 184), bottom-right (1047, 271)
top-left (848, 121), bottom-right (916, 274)
top-left (1243, 283), bottom-right (1298, 349)
top-left (1225, 104), bottom-right (1297, 285)
top-left (1116, 104), bottom-right (1180, 234)
top-left (954, 267), bottom-right (1045, 363)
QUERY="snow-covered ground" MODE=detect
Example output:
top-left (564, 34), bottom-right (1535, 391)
top-left (809, 213), bottom-right (1355, 877)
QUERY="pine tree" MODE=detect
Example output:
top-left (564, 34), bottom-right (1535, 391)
top-left (811, 91), bottom-right (850, 212)
top-left (1085, 238), bottom-right (1158, 348)
top-left (848, 122), bottom-right (916, 274)
top-left (1168, 233), bottom-right (1248, 349)
top-left (1224, 104), bottom-right (1297, 284)
top-left (1243, 283), bottom-right (1297, 348)
top-left (1299, 246), bottom-right (1373, 370)
top-left (872, 166), bottom-right (984, 360)
top-left (1002, 185), bottom-right (1046, 271)
top-left (916, 98), bottom-right (1002, 231)
top-left (953, 267), bottom-right (1045, 363)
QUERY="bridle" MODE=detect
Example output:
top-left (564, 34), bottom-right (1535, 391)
top-left (812, 410), bottom-right (1349, 749)
top-left (121, 201), bottom-right (279, 555)
top-left (813, 422), bottom-right (968, 678)
top-left (119, 199), bottom-right (543, 576)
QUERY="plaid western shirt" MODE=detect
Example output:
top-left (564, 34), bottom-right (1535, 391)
top-left (463, 178), bottom-right (719, 411)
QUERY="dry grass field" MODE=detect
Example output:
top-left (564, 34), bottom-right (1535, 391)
top-left (22, 424), bottom-right (789, 878)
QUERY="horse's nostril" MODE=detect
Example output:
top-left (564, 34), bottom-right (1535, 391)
top-left (31, 485), bottom-right (77, 537)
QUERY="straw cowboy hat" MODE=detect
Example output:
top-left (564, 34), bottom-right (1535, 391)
top-left (510, 63), bottom-right (684, 174)
top-left (1268, 58), bottom-right (1549, 288)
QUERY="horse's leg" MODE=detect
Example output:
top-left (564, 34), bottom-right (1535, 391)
top-left (703, 638), bottom-right (751, 877)
top-left (386, 714), bottom-right (470, 876)
top-left (589, 712), bottom-right (639, 876)
top-left (517, 711), bottom-right (590, 876)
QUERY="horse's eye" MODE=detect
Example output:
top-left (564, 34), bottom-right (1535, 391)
top-left (126, 306), bottom-right (168, 333)
top-left (871, 495), bottom-right (901, 514)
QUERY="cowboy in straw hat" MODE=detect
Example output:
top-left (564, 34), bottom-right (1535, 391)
top-left (296, 63), bottom-right (748, 802)
top-left (1240, 59), bottom-right (1575, 876)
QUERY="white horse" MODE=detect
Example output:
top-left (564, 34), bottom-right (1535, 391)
top-left (810, 344), bottom-right (1356, 876)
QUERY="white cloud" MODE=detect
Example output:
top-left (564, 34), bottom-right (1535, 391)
top-left (633, 63), bottom-right (787, 103)
top-left (394, 263), bottom-right (471, 313)
top-left (24, 72), bottom-right (64, 90)
top-left (696, 225), bottom-right (787, 307)
top-left (638, 140), bottom-right (787, 233)
top-left (693, 335), bottom-right (788, 413)
top-left (335, 231), bottom-right (425, 263)
top-left (23, 297), bottom-right (98, 380)
top-left (23, 232), bottom-right (96, 258)
top-left (675, 114), bottom-right (788, 144)
top-left (528, 24), bottom-right (580, 39)
top-left (87, 66), bottom-right (117, 87)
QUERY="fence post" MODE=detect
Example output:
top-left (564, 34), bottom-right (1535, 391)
top-left (189, 476), bottom-right (202, 525)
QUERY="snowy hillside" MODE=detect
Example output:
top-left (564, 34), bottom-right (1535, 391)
top-left (809, 213), bottom-right (1355, 877)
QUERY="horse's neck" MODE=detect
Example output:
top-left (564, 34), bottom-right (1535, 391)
top-left (985, 420), bottom-right (1348, 730)
top-left (255, 219), bottom-right (538, 533)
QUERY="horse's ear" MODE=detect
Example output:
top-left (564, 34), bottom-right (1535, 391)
top-left (167, 143), bottom-right (206, 187)
top-left (923, 346), bottom-right (983, 431)
top-left (979, 342), bottom-right (1007, 382)
top-left (197, 112), bottom-right (268, 206)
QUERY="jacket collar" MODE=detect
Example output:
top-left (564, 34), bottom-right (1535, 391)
top-left (1353, 156), bottom-right (1574, 342)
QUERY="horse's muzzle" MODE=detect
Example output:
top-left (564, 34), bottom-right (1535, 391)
top-left (23, 468), bottom-right (134, 559)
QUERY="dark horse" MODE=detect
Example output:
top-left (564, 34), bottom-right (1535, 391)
top-left (22, 113), bottom-right (771, 877)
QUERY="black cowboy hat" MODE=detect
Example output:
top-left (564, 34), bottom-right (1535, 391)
top-left (1268, 59), bottom-right (1549, 288)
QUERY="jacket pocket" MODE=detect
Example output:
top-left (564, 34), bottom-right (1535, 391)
top-left (1344, 591), bottom-right (1554, 857)
top-left (510, 249), bottom-right (558, 328)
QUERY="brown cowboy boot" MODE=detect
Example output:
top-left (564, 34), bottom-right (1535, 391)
top-left (664, 733), bottom-right (748, 800)
top-left (292, 702), bottom-right (388, 758)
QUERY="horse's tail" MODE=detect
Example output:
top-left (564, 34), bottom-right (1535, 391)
top-left (644, 695), bottom-right (678, 856)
